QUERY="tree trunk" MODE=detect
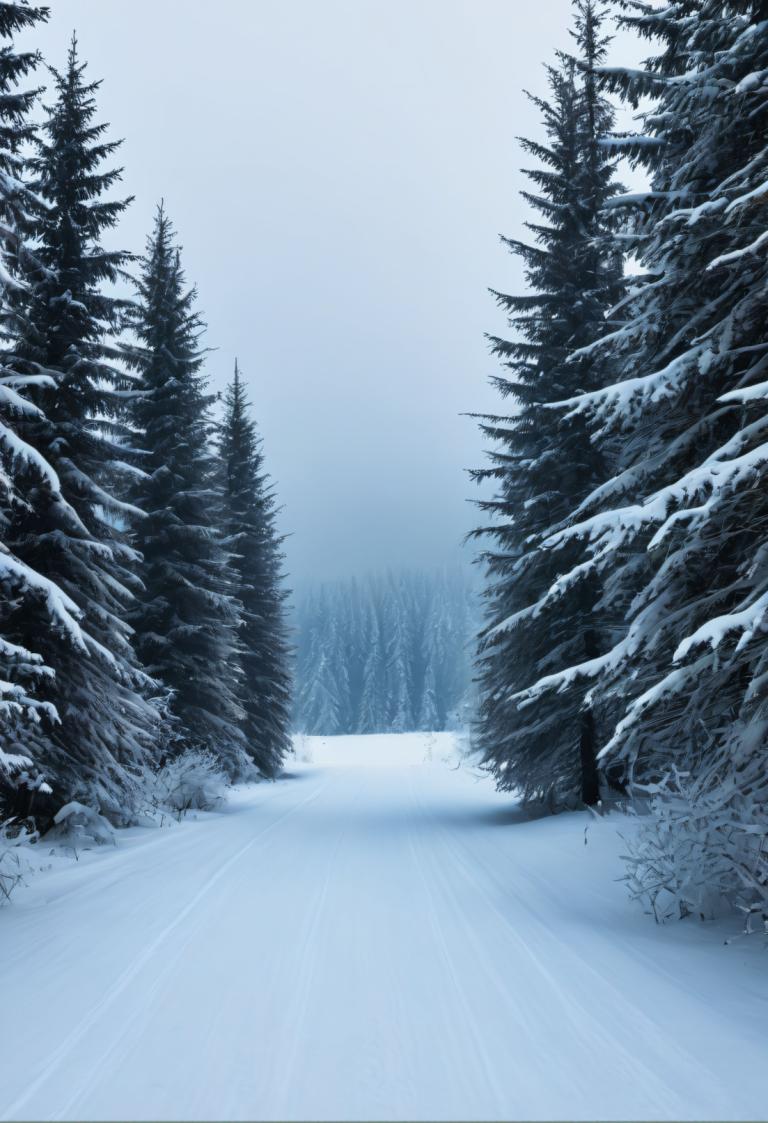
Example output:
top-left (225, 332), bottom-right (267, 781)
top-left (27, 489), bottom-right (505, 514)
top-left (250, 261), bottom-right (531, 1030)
top-left (579, 706), bottom-right (600, 806)
top-left (579, 622), bottom-right (600, 806)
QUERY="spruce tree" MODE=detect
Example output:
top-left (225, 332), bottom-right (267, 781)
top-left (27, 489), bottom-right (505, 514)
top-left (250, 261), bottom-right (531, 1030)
top-left (525, 0), bottom-right (768, 915)
top-left (417, 658), bottom-right (440, 732)
top-left (0, 3), bottom-right (46, 266)
top-left (419, 575), bottom-right (468, 731)
top-left (292, 584), bottom-right (316, 730)
top-left (2, 34), bottom-right (162, 817)
top-left (385, 575), bottom-right (415, 733)
top-left (296, 585), bottom-right (347, 734)
top-left (0, 0), bottom-right (73, 797)
top-left (343, 576), bottom-right (366, 729)
top-left (218, 362), bottom-right (292, 777)
top-left (358, 598), bottom-right (385, 733)
top-left (472, 0), bottom-right (623, 807)
top-left (126, 207), bottom-right (246, 777)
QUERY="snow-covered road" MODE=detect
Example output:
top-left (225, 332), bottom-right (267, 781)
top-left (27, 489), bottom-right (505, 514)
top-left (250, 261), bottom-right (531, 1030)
top-left (1, 733), bottom-right (767, 1122)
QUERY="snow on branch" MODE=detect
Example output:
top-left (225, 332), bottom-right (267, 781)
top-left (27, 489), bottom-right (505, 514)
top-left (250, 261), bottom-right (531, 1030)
top-left (673, 590), bottom-right (768, 663)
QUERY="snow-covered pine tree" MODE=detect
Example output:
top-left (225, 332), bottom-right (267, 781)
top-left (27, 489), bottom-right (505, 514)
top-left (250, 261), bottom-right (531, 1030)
top-left (357, 594), bottom-right (386, 732)
top-left (296, 584), bottom-right (347, 734)
top-left (126, 207), bottom-right (246, 777)
top-left (0, 0), bottom-right (84, 803)
top-left (328, 582), bottom-right (354, 730)
top-left (417, 656), bottom-right (440, 732)
top-left (472, 0), bottom-right (624, 807)
top-left (2, 35), bottom-right (163, 817)
top-left (0, 2), bottom-right (46, 263)
top-left (218, 361), bottom-right (292, 777)
top-left (517, 0), bottom-right (768, 917)
top-left (384, 574), bottom-right (415, 733)
top-left (418, 571), bottom-right (471, 731)
top-left (292, 584), bottom-right (316, 729)
top-left (443, 570), bottom-right (477, 727)
top-left (343, 576), bottom-right (366, 728)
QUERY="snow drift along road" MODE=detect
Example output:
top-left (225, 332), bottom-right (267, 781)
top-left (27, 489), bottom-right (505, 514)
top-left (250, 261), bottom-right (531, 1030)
top-left (0, 732), bottom-right (766, 1122)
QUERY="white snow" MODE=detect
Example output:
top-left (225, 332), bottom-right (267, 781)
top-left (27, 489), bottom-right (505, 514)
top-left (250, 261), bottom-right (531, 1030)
top-left (1, 732), bottom-right (767, 1122)
top-left (707, 229), bottom-right (768, 269)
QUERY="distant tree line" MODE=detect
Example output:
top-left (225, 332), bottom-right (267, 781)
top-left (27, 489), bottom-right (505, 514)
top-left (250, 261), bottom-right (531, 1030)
top-left (0, 9), bottom-right (292, 826)
top-left (294, 570), bottom-right (476, 736)
top-left (473, 0), bottom-right (768, 926)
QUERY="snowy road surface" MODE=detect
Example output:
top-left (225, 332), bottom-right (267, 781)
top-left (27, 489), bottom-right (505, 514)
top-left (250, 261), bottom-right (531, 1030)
top-left (1, 733), bottom-right (767, 1121)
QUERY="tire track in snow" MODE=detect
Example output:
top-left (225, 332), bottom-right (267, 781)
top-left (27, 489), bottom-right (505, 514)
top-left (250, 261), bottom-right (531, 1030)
top-left (409, 770), bottom-right (715, 1120)
top-left (0, 777), bottom-right (330, 1123)
top-left (269, 780), bottom-right (350, 1118)
top-left (410, 777), bottom-right (634, 1110)
top-left (406, 777), bottom-right (510, 1119)
top-left (0, 784), bottom-right (304, 981)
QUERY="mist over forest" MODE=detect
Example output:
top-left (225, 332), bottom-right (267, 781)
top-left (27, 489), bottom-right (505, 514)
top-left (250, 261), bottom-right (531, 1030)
top-left (292, 568), bottom-right (478, 736)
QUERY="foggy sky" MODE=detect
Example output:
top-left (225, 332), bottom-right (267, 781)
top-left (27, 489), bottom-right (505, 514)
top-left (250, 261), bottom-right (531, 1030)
top-left (27, 1), bottom-right (642, 583)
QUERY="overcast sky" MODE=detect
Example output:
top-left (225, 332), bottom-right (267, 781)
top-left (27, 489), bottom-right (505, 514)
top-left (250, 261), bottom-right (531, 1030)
top-left (27, 1), bottom-right (643, 584)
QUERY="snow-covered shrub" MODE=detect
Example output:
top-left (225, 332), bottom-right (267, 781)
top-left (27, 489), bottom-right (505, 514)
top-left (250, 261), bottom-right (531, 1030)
top-left (0, 819), bottom-right (39, 904)
top-left (46, 802), bottom-right (116, 855)
top-left (624, 757), bottom-right (768, 932)
top-left (148, 749), bottom-right (231, 817)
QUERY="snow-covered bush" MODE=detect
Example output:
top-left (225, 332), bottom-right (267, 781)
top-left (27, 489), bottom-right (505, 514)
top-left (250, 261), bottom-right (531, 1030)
top-left (624, 757), bottom-right (768, 932)
top-left (147, 750), bottom-right (231, 817)
top-left (46, 802), bottom-right (117, 855)
top-left (0, 819), bottom-right (39, 904)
